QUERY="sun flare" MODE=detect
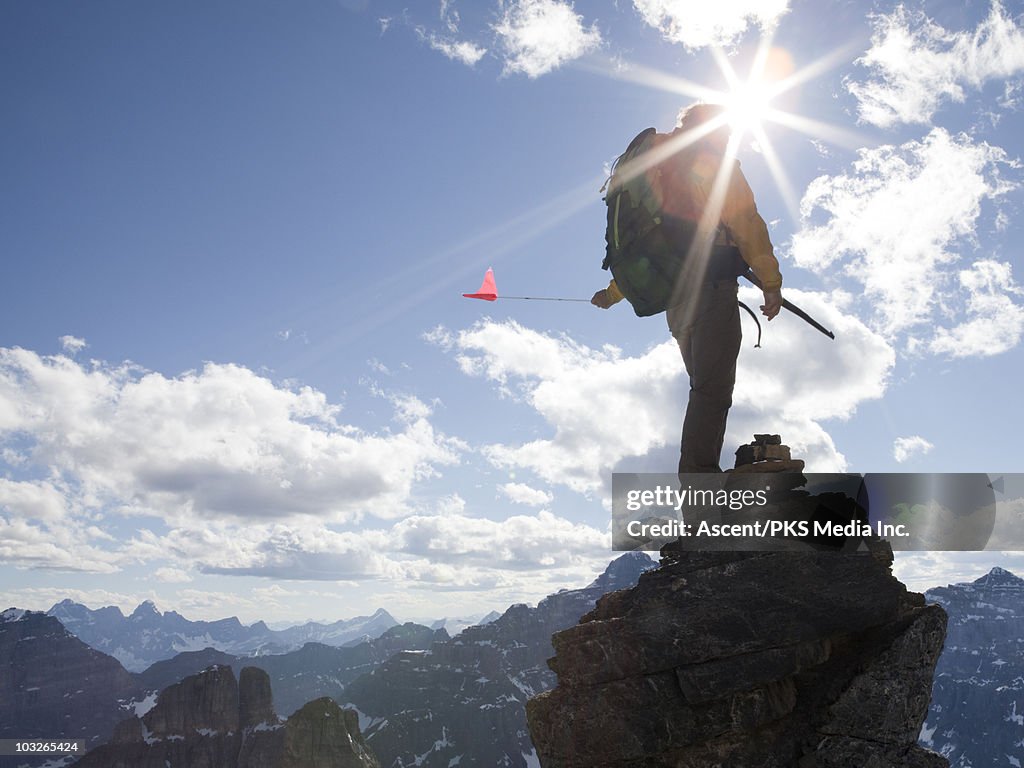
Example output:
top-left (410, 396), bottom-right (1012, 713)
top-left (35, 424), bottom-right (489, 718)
top-left (595, 38), bottom-right (870, 226)
top-left (722, 80), bottom-right (774, 136)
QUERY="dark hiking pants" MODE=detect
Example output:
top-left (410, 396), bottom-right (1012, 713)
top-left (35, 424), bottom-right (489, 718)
top-left (666, 280), bottom-right (741, 474)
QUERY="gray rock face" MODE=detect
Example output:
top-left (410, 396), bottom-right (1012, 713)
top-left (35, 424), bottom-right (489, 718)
top-left (922, 566), bottom-right (1024, 766)
top-left (281, 698), bottom-right (379, 768)
top-left (77, 665), bottom-right (379, 768)
top-left (144, 665), bottom-right (240, 737)
top-left (526, 544), bottom-right (948, 767)
top-left (0, 608), bottom-right (138, 749)
top-left (239, 666), bottom-right (276, 729)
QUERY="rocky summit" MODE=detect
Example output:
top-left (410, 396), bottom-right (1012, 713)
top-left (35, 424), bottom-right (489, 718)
top-left (527, 542), bottom-right (948, 767)
top-left (76, 664), bottom-right (379, 768)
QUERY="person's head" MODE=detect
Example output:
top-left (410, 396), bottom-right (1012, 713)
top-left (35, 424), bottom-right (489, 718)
top-left (675, 103), bottom-right (729, 150)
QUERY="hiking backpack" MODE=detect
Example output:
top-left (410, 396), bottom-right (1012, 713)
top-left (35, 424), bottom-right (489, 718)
top-left (601, 128), bottom-right (743, 317)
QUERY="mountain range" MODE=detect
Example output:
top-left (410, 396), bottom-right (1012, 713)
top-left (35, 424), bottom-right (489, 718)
top-left (2, 553), bottom-right (655, 767)
top-left (46, 599), bottom-right (401, 671)
top-left (8, 557), bottom-right (1019, 767)
top-left (343, 551), bottom-right (657, 767)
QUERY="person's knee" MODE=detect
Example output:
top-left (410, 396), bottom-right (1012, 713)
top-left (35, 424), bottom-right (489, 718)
top-left (688, 382), bottom-right (735, 406)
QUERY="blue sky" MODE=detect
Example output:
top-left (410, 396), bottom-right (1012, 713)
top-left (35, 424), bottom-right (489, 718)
top-left (2, 0), bottom-right (1023, 624)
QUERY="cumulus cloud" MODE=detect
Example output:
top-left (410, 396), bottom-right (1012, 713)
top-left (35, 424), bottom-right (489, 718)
top-left (193, 524), bottom-right (401, 581)
top-left (728, 287), bottom-right (895, 470)
top-left (443, 320), bottom-right (681, 492)
top-left (132, 507), bottom-right (607, 585)
top-left (493, 0), bottom-right (602, 78)
top-left (436, 309), bottom-right (892, 490)
top-left (0, 479), bottom-right (69, 522)
top-left (0, 517), bottom-right (121, 573)
top-left (0, 347), bottom-right (461, 528)
top-left (848, 1), bottom-right (1024, 128)
top-left (392, 509), bottom-right (606, 569)
top-left (893, 435), bottom-right (934, 463)
top-left (632, 0), bottom-right (789, 51)
top-left (929, 260), bottom-right (1024, 357)
top-left (0, 344), bottom-right (615, 589)
top-left (58, 335), bottom-right (87, 355)
top-left (791, 128), bottom-right (1020, 347)
top-left (500, 482), bottom-right (553, 506)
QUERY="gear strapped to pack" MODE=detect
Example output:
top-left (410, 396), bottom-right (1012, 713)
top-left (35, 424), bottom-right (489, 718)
top-left (600, 127), bottom-right (746, 318)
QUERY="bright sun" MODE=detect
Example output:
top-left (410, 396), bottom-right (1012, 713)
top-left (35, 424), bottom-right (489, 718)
top-left (722, 80), bottom-right (773, 136)
top-left (592, 36), bottom-right (870, 224)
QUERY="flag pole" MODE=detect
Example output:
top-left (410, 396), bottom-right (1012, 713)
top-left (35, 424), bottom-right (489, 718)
top-left (499, 296), bottom-right (590, 302)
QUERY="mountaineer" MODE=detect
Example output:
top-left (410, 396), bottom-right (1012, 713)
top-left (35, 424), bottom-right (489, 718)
top-left (592, 103), bottom-right (783, 473)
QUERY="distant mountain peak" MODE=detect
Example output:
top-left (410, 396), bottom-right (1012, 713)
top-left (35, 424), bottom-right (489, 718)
top-left (587, 552), bottom-right (656, 589)
top-left (2, 607), bottom-right (30, 623)
top-left (130, 600), bottom-right (161, 620)
top-left (973, 566), bottom-right (1024, 587)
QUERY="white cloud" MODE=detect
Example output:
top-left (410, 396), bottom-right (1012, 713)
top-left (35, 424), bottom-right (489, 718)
top-left (0, 479), bottom-right (69, 522)
top-left (0, 347), bottom-right (461, 527)
top-left (58, 335), bottom-right (87, 355)
top-left (0, 517), bottom-right (121, 573)
top-left (499, 482), bottom-right (553, 506)
top-left (154, 567), bottom-right (193, 583)
top-left (728, 287), bottom-right (895, 470)
top-left (151, 522), bottom-right (401, 581)
top-left (419, 29), bottom-right (488, 66)
top-left (392, 509), bottom-right (606, 569)
top-left (893, 435), bottom-right (934, 463)
top-left (440, 0), bottom-right (459, 33)
top-left (632, 0), bottom-right (789, 51)
top-left (131, 507), bottom-right (607, 585)
top-left (446, 320), bottom-right (680, 492)
top-left (929, 260), bottom-right (1024, 357)
top-left (493, 0), bottom-right (602, 78)
top-left (848, 1), bottom-right (1024, 127)
top-left (437, 309), bottom-right (892, 490)
top-left (790, 128), bottom-right (1020, 346)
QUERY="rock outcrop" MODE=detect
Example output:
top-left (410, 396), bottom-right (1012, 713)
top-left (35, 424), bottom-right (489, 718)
top-left (281, 697), bottom-right (378, 768)
top-left (922, 566), bottom-right (1024, 766)
top-left (527, 543), bottom-right (948, 767)
top-left (77, 665), bottom-right (378, 768)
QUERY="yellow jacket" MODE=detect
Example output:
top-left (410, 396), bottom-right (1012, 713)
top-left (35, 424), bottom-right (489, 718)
top-left (604, 139), bottom-right (782, 304)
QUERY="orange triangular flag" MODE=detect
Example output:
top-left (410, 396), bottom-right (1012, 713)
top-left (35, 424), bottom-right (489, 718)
top-left (462, 268), bottom-right (498, 301)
